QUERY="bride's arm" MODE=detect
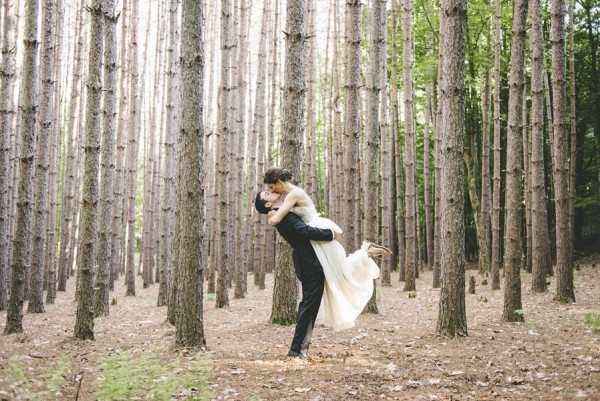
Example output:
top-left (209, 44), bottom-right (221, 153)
top-left (268, 191), bottom-right (299, 225)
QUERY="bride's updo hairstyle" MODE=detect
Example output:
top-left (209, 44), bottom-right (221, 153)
top-left (264, 167), bottom-right (294, 184)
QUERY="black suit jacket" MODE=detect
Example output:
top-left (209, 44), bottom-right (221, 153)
top-left (274, 211), bottom-right (334, 281)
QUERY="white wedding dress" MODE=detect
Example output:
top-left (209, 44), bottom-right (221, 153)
top-left (291, 206), bottom-right (380, 331)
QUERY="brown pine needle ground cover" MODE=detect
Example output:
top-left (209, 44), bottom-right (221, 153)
top-left (1, 255), bottom-right (599, 401)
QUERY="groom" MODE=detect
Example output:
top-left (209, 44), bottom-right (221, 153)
top-left (255, 190), bottom-right (336, 359)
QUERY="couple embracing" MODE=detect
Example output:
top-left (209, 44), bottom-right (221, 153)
top-left (254, 167), bottom-right (391, 360)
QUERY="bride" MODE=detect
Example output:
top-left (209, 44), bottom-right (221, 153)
top-left (262, 167), bottom-right (391, 331)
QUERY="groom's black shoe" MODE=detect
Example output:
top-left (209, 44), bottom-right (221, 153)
top-left (287, 351), bottom-right (307, 359)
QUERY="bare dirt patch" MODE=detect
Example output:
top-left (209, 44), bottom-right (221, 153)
top-left (1, 257), bottom-right (599, 401)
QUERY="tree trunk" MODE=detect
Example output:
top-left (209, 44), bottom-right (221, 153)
top-left (436, 0), bottom-right (468, 337)
top-left (502, 0), bottom-right (527, 323)
top-left (124, 0), bottom-right (140, 297)
top-left (158, 0), bottom-right (180, 307)
top-left (403, 0), bottom-right (417, 292)
top-left (28, 0), bottom-right (57, 314)
top-left (551, 0), bottom-right (575, 302)
top-left (271, 0), bottom-right (307, 325)
top-left (0, 0), bottom-right (18, 311)
top-left (74, 0), bottom-right (104, 340)
top-left (343, 0), bottom-right (361, 251)
top-left (175, 0), bottom-right (206, 348)
top-left (4, 0), bottom-right (41, 334)
top-left (94, 0), bottom-right (118, 316)
top-left (424, 81), bottom-right (434, 269)
top-left (215, 0), bottom-right (232, 309)
top-left (567, 0), bottom-right (576, 257)
top-left (481, 69), bottom-right (492, 265)
top-left (530, 0), bottom-right (552, 292)
top-left (364, 0), bottom-right (384, 313)
top-left (491, 0), bottom-right (502, 291)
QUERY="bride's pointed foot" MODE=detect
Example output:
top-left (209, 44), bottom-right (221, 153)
top-left (365, 241), bottom-right (392, 258)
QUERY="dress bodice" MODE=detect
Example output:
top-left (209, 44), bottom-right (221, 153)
top-left (290, 206), bottom-right (319, 224)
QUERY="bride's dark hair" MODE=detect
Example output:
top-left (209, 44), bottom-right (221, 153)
top-left (264, 167), bottom-right (293, 184)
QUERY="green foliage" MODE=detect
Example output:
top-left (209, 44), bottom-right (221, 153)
top-left (585, 312), bottom-right (600, 334)
top-left (94, 348), bottom-right (212, 401)
top-left (3, 356), bottom-right (69, 401)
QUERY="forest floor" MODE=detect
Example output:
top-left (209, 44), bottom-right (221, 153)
top-left (1, 254), bottom-right (600, 401)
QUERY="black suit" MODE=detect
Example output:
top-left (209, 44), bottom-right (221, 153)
top-left (274, 211), bottom-right (333, 357)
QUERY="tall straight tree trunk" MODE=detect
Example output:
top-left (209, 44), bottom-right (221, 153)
top-left (567, 0), bottom-right (576, 255)
top-left (304, 0), bottom-right (317, 200)
top-left (364, 0), bottom-right (384, 313)
top-left (4, 0), bottom-right (41, 334)
top-left (381, 0), bottom-right (394, 286)
top-left (124, 0), bottom-right (140, 297)
top-left (432, 0), bottom-right (445, 289)
top-left (481, 69), bottom-right (492, 264)
top-left (111, 0), bottom-right (129, 289)
top-left (45, 0), bottom-right (65, 304)
top-left (215, 0), bottom-right (232, 309)
top-left (424, 81), bottom-right (434, 269)
top-left (436, 0), bottom-right (467, 337)
top-left (0, 0), bottom-right (18, 311)
top-left (158, 0), bottom-right (179, 307)
top-left (502, 0), bottom-right (527, 323)
top-left (530, 0), bottom-right (551, 292)
top-left (94, 0), bottom-right (118, 316)
top-left (28, 0), bottom-right (57, 314)
top-left (343, 0), bottom-right (361, 251)
top-left (332, 0), bottom-right (343, 228)
top-left (175, 0), bottom-right (206, 348)
top-left (551, 0), bottom-right (575, 302)
top-left (74, 0), bottom-right (104, 340)
top-left (250, 0), bottom-right (271, 290)
top-left (233, 0), bottom-right (249, 299)
top-left (491, 0), bottom-right (503, 291)
top-left (390, 0), bottom-right (402, 278)
top-left (271, 0), bottom-right (307, 325)
top-left (402, 0), bottom-right (417, 292)
top-left (58, 1), bottom-right (85, 292)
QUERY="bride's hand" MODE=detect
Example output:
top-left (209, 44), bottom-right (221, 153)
top-left (267, 210), bottom-right (276, 219)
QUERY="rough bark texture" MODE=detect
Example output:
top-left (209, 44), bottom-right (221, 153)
top-left (436, 0), bottom-right (468, 337)
top-left (215, 0), bottom-right (232, 309)
top-left (364, 0), bottom-right (385, 313)
top-left (424, 82), bottom-right (434, 269)
top-left (403, 0), bottom-right (417, 292)
top-left (175, 0), bottom-right (206, 349)
top-left (481, 70), bottom-right (492, 266)
top-left (491, 0), bottom-right (502, 291)
top-left (28, 0), bottom-right (57, 314)
top-left (0, 0), bottom-right (17, 311)
top-left (551, 0), bottom-right (575, 303)
top-left (271, 0), bottom-right (307, 325)
top-left (74, 0), bottom-right (104, 340)
top-left (530, 0), bottom-right (551, 292)
top-left (343, 0), bottom-right (361, 251)
top-left (94, 0), bottom-right (118, 317)
top-left (502, 0), bottom-right (527, 323)
top-left (158, 0), bottom-right (179, 307)
top-left (4, 0), bottom-right (41, 334)
top-left (125, 0), bottom-right (141, 297)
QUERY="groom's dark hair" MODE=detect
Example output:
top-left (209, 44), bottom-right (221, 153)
top-left (254, 192), bottom-right (270, 214)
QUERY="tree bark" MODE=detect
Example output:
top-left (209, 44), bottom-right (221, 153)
top-left (343, 0), bottom-right (361, 251)
top-left (551, 0), bottom-right (575, 302)
top-left (4, 0), bottom-right (41, 334)
top-left (491, 0), bottom-right (502, 291)
top-left (271, 0), bottom-right (307, 325)
top-left (74, 0), bottom-right (104, 340)
top-left (436, 0), bottom-right (468, 337)
top-left (0, 0), bottom-right (17, 311)
top-left (502, 0), bottom-right (527, 323)
top-left (175, 0), bottom-right (206, 348)
top-left (530, 0), bottom-right (552, 292)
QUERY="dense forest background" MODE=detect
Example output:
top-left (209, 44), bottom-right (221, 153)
top-left (0, 0), bottom-right (599, 342)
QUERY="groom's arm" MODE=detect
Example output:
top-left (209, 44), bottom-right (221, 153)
top-left (277, 213), bottom-right (334, 241)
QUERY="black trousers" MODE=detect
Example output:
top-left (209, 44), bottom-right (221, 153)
top-left (289, 270), bottom-right (325, 356)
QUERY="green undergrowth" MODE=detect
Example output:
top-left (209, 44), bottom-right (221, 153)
top-left (2, 355), bottom-right (69, 401)
top-left (94, 347), bottom-right (212, 401)
top-left (585, 311), bottom-right (600, 334)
